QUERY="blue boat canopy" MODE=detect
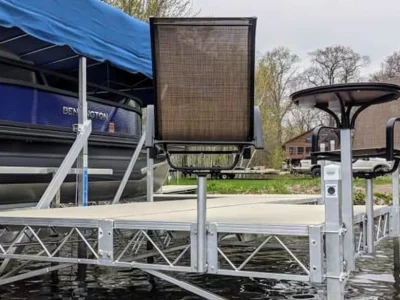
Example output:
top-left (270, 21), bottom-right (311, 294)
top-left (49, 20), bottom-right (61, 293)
top-left (0, 0), bottom-right (154, 105)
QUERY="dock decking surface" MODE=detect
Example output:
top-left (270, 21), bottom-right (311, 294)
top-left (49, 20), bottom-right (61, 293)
top-left (0, 195), bottom-right (385, 228)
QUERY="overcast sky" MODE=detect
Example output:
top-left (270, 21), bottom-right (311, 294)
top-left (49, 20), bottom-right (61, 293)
top-left (192, 0), bottom-right (400, 76)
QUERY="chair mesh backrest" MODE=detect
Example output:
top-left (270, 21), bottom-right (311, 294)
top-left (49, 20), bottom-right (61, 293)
top-left (150, 18), bottom-right (256, 142)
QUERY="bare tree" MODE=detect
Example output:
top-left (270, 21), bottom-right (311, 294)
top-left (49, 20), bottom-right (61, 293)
top-left (303, 45), bottom-right (370, 86)
top-left (300, 45), bottom-right (370, 126)
top-left (104, 0), bottom-right (198, 21)
top-left (371, 51), bottom-right (400, 81)
top-left (283, 107), bottom-right (324, 141)
top-left (280, 71), bottom-right (326, 143)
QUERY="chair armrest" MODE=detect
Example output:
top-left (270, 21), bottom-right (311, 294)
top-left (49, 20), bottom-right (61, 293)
top-left (386, 117), bottom-right (400, 161)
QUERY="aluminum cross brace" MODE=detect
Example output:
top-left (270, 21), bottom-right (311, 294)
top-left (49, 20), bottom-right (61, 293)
top-left (112, 132), bottom-right (146, 204)
top-left (0, 264), bottom-right (72, 286)
top-left (37, 120), bottom-right (92, 209)
top-left (144, 269), bottom-right (226, 300)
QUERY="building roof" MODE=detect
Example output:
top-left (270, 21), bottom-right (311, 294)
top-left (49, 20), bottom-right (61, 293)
top-left (283, 129), bottom-right (314, 146)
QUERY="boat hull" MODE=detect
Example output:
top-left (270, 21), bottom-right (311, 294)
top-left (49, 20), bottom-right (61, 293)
top-left (0, 81), bottom-right (169, 206)
top-left (0, 131), bottom-right (169, 206)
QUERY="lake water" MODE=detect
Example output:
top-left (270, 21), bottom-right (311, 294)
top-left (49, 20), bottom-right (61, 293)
top-left (0, 239), bottom-right (399, 299)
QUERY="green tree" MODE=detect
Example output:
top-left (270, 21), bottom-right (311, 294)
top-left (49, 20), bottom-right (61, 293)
top-left (253, 47), bottom-right (300, 169)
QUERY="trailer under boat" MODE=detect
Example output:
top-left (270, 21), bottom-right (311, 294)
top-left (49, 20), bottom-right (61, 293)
top-left (0, 49), bottom-right (169, 207)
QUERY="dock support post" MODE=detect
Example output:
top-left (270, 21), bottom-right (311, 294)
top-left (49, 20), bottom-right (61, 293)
top-left (197, 174), bottom-right (207, 273)
top-left (145, 105), bottom-right (155, 203)
top-left (147, 148), bottom-right (154, 202)
top-left (324, 164), bottom-right (346, 300)
top-left (340, 129), bottom-right (355, 271)
top-left (365, 178), bottom-right (374, 253)
top-left (320, 143), bottom-right (326, 202)
top-left (77, 56), bottom-right (88, 276)
top-left (392, 167), bottom-right (400, 270)
top-left (395, 238), bottom-right (400, 272)
top-left (77, 56), bottom-right (88, 208)
top-left (392, 166), bottom-right (399, 219)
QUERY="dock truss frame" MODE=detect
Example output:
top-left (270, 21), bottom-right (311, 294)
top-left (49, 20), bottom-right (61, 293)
top-left (0, 201), bottom-right (394, 300)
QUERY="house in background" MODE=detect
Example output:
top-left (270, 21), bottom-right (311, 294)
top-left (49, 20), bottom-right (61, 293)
top-left (283, 127), bottom-right (340, 166)
top-left (283, 130), bottom-right (313, 166)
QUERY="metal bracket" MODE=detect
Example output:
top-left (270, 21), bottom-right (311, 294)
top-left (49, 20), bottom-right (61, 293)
top-left (98, 220), bottom-right (114, 262)
top-left (207, 223), bottom-right (218, 274)
top-left (72, 123), bottom-right (83, 133)
top-left (190, 223), bottom-right (198, 272)
top-left (190, 222), bottom-right (218, 274)
top-left (326, 271), bottom-right (349, 282)
top-left (325, 225), bottom-right (347, 236)
top-left (309, 225), bottom-right (324, 283)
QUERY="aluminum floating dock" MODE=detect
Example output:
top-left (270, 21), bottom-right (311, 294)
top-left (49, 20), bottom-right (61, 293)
top-left (0, 156), bottom-right (396, 300)
top-left (0, 193), bottom-right (393, 300)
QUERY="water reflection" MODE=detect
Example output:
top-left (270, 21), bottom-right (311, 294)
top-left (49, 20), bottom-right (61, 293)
top-left (1, 240), bottom-right (400, 299)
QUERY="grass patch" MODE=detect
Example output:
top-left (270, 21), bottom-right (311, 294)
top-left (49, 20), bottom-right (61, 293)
top-left (167, 175), bottom-right (393, 195)
top-left (168, 177), bottom-right (320, 194)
